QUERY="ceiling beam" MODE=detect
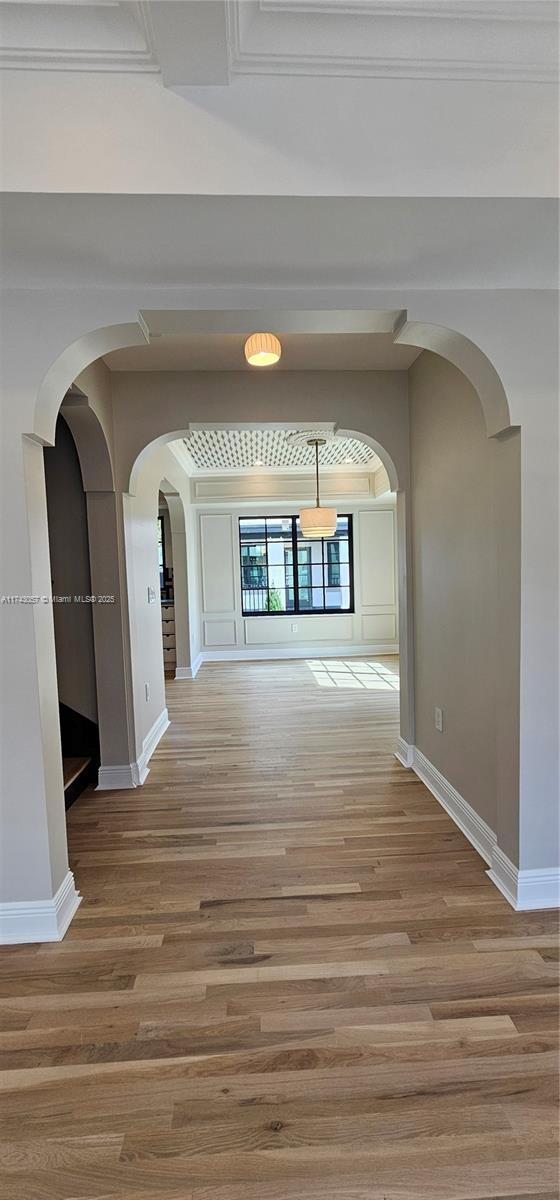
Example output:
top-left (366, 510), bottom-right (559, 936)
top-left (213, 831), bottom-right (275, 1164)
top-left (145, 1), bottom-right (229, 86)
top-left (139, 310), bottom-right (405, 340)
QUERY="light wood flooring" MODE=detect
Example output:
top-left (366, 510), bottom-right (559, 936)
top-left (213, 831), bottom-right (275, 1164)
top-left (1, 656), bottom-right (558, 1199)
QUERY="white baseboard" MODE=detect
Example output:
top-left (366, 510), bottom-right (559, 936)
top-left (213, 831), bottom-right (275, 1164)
top-left (97, 762), bottom-right (143, 789)
top-left (0, 870), bottom-right (81, 945)
top-left (412, 746), bottom-right (496, 867)
top-left (394, 742), bottom-right (559, 910)
top-left (175, 653), bottom-right (203, 680)
top-left (201, 643), bottom-right (398, 664)
top-left (97, 708), bottom-right (169, 790)
top-left (394, 736), bottom-right (414, 768)
top-left (488, 846), bottom-right (560, 911)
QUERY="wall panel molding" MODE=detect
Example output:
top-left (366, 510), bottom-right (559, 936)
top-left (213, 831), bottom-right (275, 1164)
top-left (200, 513), bottom-right (235, 614)
top-left (204, 619), bottom-right (237, 647)
top-left (358, 509), bottom-right (396, 608)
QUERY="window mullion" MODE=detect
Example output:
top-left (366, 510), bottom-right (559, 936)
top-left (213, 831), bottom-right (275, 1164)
top-left (292, 516), bottom-right (300, 615)
top-left (265, 519), bottom-right (270, 613)
top-left (322, 535), bottom-right (326, 612)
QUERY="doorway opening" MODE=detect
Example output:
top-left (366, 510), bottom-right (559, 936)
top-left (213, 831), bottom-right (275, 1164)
top-left (43, 415), bottom-right (100, 808)
top-left (158, 490), bottom-right (176, 676)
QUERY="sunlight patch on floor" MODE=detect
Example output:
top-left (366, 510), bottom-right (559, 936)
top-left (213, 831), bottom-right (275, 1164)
top-left (305, 659), bottom-right (400, 691)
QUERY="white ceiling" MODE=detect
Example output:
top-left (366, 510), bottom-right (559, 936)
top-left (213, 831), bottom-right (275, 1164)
top-left (104, 332), bottom-right (421, 372)
top-left (1, 1), bottom-right (556, 83)
top-left (177, 429), bottom-right (382, 474)
top-left (0, 3), bottom-right (556, 198)
top-left (2, 196), bottom-right (556, 291)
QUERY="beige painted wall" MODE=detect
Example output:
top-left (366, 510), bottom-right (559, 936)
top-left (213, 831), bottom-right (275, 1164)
top-left (44, 416), bottom-right (98, 724)
top-left (74, 358), bottom-right (116, 471)
top-left (409, 351), bottom-right (520, 854)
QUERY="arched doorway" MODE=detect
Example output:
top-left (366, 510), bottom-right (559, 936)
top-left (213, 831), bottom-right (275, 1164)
top-left (44, 411), bottom-right (100, 808)
top-left (5, 308), bottom-right (539, 945)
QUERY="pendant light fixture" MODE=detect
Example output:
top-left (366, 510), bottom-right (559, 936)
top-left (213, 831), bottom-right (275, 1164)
top-left (299, 438), bottom-right (337, 539)
top-left (244, 332), bottom-right (281, 367)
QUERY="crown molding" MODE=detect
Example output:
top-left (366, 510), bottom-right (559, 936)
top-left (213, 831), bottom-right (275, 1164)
top-left (0, 1), bottom-right (159, 73)
top-left (230, 51), bottom-right (557, 83)
top-left (229, 0), bottom-right (558, 83)
top-left (1, 1), bottom-right (555, 82)
top-left (259, 1), bottom-right (557, 23)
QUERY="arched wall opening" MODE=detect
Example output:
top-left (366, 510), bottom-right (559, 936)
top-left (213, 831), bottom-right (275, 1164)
top-left (46, 385), bottom-right (138, 796)
top-left (4, 309), bottom-right (532, 945)
top-left (43, 411), bottom-right (100, 809)
top-left (159, 480), bottom-right (192, 684)
top-left (127, 419), bottom-right (409, 768)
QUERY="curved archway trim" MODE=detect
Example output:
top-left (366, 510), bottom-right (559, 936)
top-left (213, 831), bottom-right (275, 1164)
top-left (395, 320), bottom-right (512, 438)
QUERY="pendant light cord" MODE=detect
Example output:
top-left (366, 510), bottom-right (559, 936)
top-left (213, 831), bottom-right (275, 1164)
top-left (315, 440), bottom-right (320, 508)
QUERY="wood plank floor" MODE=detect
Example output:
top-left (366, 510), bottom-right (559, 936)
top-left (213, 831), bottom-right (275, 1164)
top-left (1, 656), bottom-right (558, 1200)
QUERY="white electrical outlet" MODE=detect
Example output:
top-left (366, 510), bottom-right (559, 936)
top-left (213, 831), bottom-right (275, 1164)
top-left (435, 706), bottom-right (443, 732)
top-left (145, 682), bottom-right (150, 702)
top-left (291, 623), bottom-right (298, 633)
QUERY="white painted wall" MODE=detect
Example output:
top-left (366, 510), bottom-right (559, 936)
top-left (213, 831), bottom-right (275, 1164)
top-left (1, 71), bottom-right (556, 198)
top-left (191, 482), bottom-right (398, 661)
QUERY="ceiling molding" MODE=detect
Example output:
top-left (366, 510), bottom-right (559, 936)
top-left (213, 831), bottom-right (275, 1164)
top-left (1, 1), bottom-right (555, 83)
top-left (259, 1), bottom-right (557, 24)
top-left (228, 0), bottom-right (558, 84)
top-left (0, 1), bottom-right (159, 72)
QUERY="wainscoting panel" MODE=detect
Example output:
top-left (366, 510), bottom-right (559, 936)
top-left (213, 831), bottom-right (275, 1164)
top-left (358, 509), bottom-right (396, 608)
top-left (244, 613), bottom-right (354, 646)
top-left (361, 613), bottom-right (396, 641)
top-left (203, 619), bottom-right (237, 647)
top-left (200, 514), bottom-right (235, 614)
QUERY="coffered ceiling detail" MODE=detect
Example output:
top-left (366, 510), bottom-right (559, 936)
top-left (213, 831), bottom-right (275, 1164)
top-left (180, 429), bottom-right (380, 473)
top-left (1, 1), bottom-right (556, 82)
top-left (227, 0), bottom-right (558, 83)
top-left (0, 1), bottom-right (158, 72)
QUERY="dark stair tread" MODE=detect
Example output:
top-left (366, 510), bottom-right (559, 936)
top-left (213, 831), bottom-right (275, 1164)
top-left (63, 756), bottom-right (92, 790)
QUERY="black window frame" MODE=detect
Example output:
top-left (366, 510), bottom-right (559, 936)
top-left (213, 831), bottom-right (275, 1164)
top-left (238, 514), bottom-right (354, 617)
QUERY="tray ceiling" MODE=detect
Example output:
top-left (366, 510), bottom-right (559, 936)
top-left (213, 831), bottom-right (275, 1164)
top-left (180, 429), bottom-right (381, 473)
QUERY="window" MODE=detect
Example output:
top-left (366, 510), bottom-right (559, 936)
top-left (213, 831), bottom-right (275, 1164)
top-left (239, 515), bottom-right (353, 615)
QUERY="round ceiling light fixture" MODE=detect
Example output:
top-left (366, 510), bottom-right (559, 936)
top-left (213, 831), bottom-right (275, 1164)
top-left (244, 332), bottom-right (281, 367)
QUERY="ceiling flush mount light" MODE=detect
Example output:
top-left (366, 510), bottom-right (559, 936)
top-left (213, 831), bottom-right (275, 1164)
top-left (244, 332), bottom-right (281, 367)
top-left (299, 438), bottom-right (337, 539)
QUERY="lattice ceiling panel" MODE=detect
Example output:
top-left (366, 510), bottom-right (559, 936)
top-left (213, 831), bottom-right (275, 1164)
top-left (183, 430), bottom-right (378, 471)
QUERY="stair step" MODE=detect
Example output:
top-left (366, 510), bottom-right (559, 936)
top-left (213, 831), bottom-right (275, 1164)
top-left (63, 756), bottom-right (92, 791)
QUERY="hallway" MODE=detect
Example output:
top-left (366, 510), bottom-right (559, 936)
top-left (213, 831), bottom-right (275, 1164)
top-left (0, 658), bottom-right (558, 1198)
